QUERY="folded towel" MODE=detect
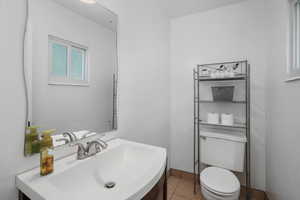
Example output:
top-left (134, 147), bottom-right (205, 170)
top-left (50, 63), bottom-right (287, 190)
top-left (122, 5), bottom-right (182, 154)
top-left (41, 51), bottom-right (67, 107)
top-left (51, 131), bottom-right (97, 147)
top-left (73, 130), bottom-right (96, 140)
top-left (52, 134), bottom-right (68, 147)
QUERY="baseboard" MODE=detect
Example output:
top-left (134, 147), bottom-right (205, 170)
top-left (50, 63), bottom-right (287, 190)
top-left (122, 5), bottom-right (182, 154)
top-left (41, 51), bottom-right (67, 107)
top-left (169, 168), bottom-right (268, 199)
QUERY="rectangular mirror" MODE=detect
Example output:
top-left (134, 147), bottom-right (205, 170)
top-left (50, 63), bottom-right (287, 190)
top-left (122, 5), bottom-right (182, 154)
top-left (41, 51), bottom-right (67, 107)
top-left (24, 0), bottom-right (118, 156)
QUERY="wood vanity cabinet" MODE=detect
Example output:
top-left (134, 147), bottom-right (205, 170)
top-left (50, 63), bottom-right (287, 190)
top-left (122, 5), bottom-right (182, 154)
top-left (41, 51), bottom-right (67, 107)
top-left (142, 169), bottom-right (167, 200)
top-left (18, 192), bottom-right (30, 200)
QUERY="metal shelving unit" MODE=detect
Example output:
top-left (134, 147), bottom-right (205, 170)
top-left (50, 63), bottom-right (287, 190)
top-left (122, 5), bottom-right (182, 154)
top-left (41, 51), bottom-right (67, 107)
top-left (199, 121), bottom-right (246, 129)
top-left (198, 75), bottom-right (246, 81)
top-left (193, 60), bottom-right (251, 199)
top-left (198, 100), bottom-right (246, 104)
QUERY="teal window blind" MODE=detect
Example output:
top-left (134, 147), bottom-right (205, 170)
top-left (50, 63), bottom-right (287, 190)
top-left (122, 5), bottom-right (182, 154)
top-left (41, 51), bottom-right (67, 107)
top-left (71, 47), bottom-right (85, 80)
top-left (51, 43), bottom-right (68, 77)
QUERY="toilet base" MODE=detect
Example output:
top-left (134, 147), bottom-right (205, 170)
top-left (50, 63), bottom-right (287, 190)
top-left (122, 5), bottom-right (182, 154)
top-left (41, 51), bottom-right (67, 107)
top-left (201, 186), bottom-right (240, 200)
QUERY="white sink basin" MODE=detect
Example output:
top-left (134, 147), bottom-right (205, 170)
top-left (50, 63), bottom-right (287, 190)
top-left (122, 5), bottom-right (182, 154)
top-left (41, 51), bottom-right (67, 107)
top-left (16, 139), bottom-right (167, 200)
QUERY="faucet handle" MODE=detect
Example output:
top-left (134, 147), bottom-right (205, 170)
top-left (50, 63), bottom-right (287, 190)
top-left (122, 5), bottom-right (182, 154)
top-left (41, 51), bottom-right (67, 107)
top-left (96, 138), bottom-right (108, 150)
top-left (62, 132), bottom-right (78, 143)
top-left (86, 140), bottom-right (103, 156)
top-left (71, 142), bottom-right (87, 160)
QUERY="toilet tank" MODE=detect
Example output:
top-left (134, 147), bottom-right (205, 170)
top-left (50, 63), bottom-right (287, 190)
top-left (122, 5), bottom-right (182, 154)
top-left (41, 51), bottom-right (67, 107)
top-left (200, 131), bottom-right (247, 172)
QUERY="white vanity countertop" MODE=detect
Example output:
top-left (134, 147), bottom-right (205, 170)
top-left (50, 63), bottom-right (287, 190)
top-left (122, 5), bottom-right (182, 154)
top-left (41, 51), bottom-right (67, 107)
top-left (16, 139), bottom-right (167, 200)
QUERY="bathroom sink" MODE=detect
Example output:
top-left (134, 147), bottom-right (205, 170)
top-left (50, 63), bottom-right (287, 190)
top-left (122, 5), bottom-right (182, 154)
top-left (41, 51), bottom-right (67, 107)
top-left (16, 139), bottom-right (167, 200)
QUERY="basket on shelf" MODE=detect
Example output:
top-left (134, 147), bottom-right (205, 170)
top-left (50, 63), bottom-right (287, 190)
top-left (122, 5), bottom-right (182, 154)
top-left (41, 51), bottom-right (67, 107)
top-left (211, 86), bottom-right (234, 102)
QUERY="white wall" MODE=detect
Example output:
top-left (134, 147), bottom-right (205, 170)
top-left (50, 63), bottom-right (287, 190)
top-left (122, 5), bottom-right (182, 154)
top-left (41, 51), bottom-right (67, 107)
top-left (0, 0), bottom-right (170, 199)
top-left (0, 1), bottom-right (29, 199)
top-left (265, 0), bottom-right (300, 199)
top-left (170, 0), bottom-right (267, 190)
top-left (98, 0), bottom-right (170, 148)
top-left (30, 0), bottom-right (116, 134)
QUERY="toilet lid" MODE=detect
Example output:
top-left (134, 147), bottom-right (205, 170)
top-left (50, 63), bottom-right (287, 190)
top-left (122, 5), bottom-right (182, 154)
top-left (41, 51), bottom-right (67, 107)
top-left (200, 167), bottom-right (240, 195)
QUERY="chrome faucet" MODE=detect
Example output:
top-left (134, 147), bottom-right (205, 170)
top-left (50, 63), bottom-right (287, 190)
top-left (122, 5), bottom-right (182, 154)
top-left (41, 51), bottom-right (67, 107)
top-left (82, 131), bottom-right (92, 139)
top-left (63, 132), bottom-right (77, 143)
top-left (86, 140), bottom-right (104, 156)
top-left (73, 143), bottom-right (88, 160)
top-left (74, 139), bottom-right (108, 160)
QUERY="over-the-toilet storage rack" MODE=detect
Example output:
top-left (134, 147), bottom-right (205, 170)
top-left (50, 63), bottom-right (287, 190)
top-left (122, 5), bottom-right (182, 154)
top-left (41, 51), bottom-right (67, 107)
top-left (193, 60), bottom-right (251, 199)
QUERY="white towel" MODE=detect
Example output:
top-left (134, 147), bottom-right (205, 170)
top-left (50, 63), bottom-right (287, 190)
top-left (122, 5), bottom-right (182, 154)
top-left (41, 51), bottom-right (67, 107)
top-left (51, 134), bottom-right (68, 147)
top-left (73, 130), bottom-right (96, 140)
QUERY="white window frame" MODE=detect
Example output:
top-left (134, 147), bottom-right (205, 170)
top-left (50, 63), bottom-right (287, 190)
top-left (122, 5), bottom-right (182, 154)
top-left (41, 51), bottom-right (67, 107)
top-left (287, 0), bottom-right (300, 81)
top-left (48, 35), bottom-right (89, 86)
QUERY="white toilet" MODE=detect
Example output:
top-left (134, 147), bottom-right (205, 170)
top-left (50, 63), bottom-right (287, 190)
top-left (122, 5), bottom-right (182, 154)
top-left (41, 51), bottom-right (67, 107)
top-left (199, 131), bottom-right (247, 200)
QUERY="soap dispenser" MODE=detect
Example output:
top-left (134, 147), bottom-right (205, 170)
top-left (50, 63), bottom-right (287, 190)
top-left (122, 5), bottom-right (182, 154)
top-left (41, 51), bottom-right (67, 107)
top-left (25, 126), bottom-right (40, 154)
top-left (26, 126), bottom-right (39, 141)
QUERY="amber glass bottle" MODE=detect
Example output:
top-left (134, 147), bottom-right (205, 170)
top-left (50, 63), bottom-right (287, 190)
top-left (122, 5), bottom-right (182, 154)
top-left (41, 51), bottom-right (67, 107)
top-left (40, 148), bottom-right (54, 176)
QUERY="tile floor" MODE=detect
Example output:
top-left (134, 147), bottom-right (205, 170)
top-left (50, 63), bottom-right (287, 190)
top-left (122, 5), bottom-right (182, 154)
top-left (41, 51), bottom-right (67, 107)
top-left (167, 175), bottom-right (202, 200)
top-left (167, 175), bottom-right (266, 200)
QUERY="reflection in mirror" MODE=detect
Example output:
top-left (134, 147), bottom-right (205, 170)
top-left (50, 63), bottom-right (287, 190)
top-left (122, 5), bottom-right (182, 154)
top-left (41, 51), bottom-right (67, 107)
top-left (24, 0), bottom-right (118, 156)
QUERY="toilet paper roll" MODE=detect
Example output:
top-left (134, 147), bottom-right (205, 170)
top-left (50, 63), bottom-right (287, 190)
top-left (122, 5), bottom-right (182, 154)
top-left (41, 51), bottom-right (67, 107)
top-left (221, 113), bottom-right (234, 126)
top-left (207, 113), bottom-right (219, 124)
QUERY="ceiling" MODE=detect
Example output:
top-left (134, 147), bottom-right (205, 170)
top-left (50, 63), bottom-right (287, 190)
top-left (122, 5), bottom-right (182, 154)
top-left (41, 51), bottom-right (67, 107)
top-left (52, 0), bottom-right (118, 31)
top-left (51, 0), bottom-right (245, 28)
top-left (162, 0), bottom-right (245, 18)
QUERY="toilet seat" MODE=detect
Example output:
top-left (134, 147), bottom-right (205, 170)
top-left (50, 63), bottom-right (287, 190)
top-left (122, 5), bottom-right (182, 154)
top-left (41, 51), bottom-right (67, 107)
top-left (200, 167), bottom-right (240, 196)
